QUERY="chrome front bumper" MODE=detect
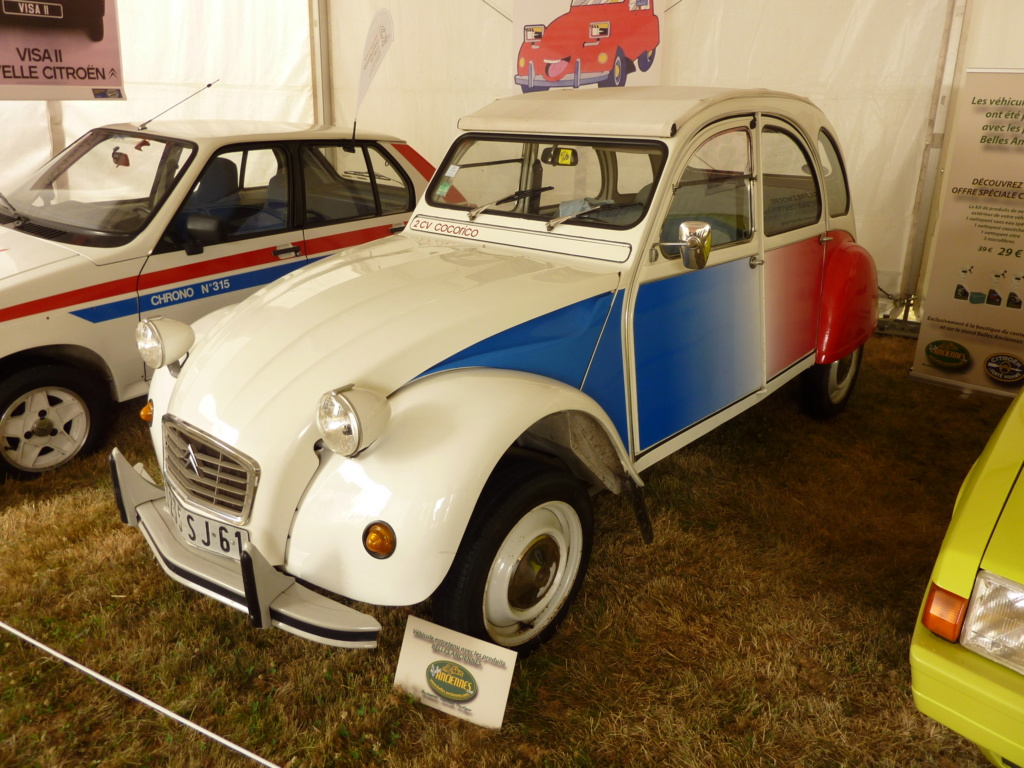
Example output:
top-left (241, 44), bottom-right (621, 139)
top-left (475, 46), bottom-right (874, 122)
top-left (110, 448), bottom-right (380, 649)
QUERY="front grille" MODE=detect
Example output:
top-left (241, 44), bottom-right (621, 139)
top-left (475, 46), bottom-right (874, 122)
top-left (162, 417), bottom-right (259, 524)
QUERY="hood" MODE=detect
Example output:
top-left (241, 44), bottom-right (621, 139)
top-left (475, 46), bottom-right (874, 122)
top-left (0, 225), bottom-right (81, 282)
top-left (170, 234), bottom-right (621, 445)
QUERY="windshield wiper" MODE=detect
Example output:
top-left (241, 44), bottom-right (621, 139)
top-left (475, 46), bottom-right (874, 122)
top-left (467, 185), bottom-right (553, 221)
top-left (0, 191), bottom-right (22, 222)
top-left (546, 201), bottom-right (642, 231)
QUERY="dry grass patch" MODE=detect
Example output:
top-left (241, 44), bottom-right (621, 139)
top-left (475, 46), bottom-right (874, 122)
top-left (0, 336), bottom-right (1009, 767)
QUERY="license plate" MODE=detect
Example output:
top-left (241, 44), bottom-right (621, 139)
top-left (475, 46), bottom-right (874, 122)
top-left (166, 490), bottom-right (249, 560)
top-left (2, 2), bottom-right (64, 19)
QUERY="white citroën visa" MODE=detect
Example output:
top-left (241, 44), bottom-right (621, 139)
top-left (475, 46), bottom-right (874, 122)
top-left (112, 87), bottom-right (878, 654)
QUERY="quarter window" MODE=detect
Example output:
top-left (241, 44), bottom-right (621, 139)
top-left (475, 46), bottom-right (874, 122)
top-left (817, 129), bottom-right (850, 217)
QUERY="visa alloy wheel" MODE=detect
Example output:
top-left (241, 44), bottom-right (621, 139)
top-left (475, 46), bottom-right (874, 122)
top-left (0, 365), bottom-right (108, 476)
top-left (433, 462), bottom-right (594, 654)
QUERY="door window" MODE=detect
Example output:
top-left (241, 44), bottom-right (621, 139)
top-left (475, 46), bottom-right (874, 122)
top-left (301, 144), bottom-right (414, 226)
top-left (659, 127), bottom-right (752, 254)
top-left (160, 146), bottom-right (289, 250)
top-left (761, 127), bottom-right (821, 236)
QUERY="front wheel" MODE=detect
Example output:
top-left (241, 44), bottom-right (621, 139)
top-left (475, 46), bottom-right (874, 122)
top-left (433, 463), bottom-right (594, 654)
top-left (800, 345), bottom-right (863, 418)
top-left (0, 365), bottom-right (109, 476)
top-left (598, 48), bottom-right (628, 88)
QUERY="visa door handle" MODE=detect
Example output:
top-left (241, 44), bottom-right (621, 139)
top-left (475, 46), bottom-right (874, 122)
top-left (749, 255), bottom-right (764, 268)
top-left (274, 244), bottom-right (301, 259)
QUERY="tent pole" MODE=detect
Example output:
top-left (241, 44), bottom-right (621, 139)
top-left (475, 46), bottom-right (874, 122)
top-left (309, 0), bottom-right (335, 126)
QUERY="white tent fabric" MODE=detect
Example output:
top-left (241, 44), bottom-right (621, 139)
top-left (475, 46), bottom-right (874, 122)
top-left (0, 0), bottom-right (956, 298)
top-left (337, 0), bottom-right (952, 298)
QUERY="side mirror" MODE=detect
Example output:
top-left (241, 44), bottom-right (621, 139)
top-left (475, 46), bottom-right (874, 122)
top-left (678, 221), bottom-right (711, 270)
top-left (185, 213), bottom-right (223, 255)
top-left (653, 221), bottom-right (712, 268)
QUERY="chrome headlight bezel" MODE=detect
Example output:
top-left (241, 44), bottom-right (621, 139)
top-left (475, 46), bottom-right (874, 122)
top-left (961, 570), bottom-right (1024, 675)
top-left (316, 386), bottom-right (391, 457)
top-left (136, 316), bottom-right (196, 369)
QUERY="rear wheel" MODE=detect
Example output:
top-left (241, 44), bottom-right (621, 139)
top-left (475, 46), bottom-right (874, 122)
top-left (637, 49), bottom-right (656, 72)
top-left (0, 365), bottom-right (109, 476)
top-left (433, 462), bottom-right (593, 654)
top-left (800, 345), bottom-right (863, 418)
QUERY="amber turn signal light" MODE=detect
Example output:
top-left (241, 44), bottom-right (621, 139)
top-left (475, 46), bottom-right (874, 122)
top-left (363, 522), bottom-right (396, 559)
top-left (140, 400), bottom-right (154, 424)
top-left (922, 582), bottom-right (969, 642)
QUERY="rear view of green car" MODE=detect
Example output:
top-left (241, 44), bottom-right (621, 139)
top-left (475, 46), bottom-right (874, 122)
top-left (911, 390), bottom-right (1024, 767)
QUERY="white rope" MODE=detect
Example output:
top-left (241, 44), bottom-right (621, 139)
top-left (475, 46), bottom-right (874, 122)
top-left (0, 618), bottom-right (282, 768)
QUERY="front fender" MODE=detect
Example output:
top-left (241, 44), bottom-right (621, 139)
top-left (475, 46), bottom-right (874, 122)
top-left (285, 367), bottom-right (631, 607)
top-left (817, 231), bottom-right (878, 364)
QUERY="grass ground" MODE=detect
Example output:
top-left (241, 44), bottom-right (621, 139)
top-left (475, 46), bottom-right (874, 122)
top-left (0, 335), bottom-right (1011, 767)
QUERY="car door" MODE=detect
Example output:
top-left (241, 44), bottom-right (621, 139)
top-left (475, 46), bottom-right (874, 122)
top-left (138, 143), bottom-right (307, 336)
top-left (759, 119), bottom-right (826, 381)
top-left (631, 119), bottom-right (763, 455)
top-left (299, 142), bottom-right (416, 262)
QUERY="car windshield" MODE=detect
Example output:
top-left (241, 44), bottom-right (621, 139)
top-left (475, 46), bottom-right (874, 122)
top-left (428, 135), bottom-right (665, 231)
top-left (4, 129), bottom-right (195, 247)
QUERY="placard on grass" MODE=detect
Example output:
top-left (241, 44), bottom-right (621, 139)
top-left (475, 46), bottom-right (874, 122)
top-left (0, 336), bottom-right (1007, 767)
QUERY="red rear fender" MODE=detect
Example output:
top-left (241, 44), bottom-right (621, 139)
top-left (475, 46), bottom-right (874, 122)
top-left (817, 231), bottom-right (878, 364)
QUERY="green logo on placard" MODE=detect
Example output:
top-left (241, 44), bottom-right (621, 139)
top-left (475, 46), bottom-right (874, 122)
top-left (426, 661), bottom-right (478, 702)
top-left (925, 340), bottom-right (971, 370)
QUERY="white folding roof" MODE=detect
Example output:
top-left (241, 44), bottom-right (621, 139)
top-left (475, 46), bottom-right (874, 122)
top-left (458, 86), bottom-right (815, 139)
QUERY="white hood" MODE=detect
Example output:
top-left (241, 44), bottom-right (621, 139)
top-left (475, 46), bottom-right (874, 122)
top-left (0, 225), bottom-right (81, 281)
top-left (169, 234), bottom-right (621, 449)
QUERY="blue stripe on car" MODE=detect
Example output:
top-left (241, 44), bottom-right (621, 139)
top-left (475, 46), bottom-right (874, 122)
top-left (69, 261), bottom-right (307, 323)
top-left (423, 292), bottom-right (629, 445)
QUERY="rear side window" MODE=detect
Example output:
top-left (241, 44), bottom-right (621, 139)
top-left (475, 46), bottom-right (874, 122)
top-left (817, 129), bottom-right (850, 217)
top-left (301, 144), bottom-right (413, 226)
top-left (761, 127), bottom-right (822, 236)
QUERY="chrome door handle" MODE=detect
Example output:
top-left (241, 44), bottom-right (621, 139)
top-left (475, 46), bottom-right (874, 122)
top-left (749, 255), bottom-right (764, 268)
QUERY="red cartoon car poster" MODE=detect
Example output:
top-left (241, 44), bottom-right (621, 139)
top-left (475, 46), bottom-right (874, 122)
top-left (514, 0), bottom-right (660, 92)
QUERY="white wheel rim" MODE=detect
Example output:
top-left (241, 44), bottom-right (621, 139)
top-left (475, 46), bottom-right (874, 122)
top-left (826, 347), bottom-right (860, 404)
top-left (483, 500), bottom-right (583, 647)
top-left (1, 386), bottom-right (91, 472)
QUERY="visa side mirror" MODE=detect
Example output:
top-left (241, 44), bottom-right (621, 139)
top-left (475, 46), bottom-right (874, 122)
top-left (185, 213), bottom-right (223, 255)
top-left (653, 221), bottom-right (711, 269)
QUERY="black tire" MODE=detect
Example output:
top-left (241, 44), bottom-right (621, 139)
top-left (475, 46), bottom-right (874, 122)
top-left (800, 345), bottom-right (863, 419)
top-left (637, 48), bottom-right (656, 72)
top-left (0, 365), bottom-right (109, 477)
top-left (433, 462), bottom-right (594, 654)
top-left (599, 48), bottom-right (628, 88)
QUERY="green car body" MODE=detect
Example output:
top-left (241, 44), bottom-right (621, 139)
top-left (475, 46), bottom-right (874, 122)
top-left (910, 390), bottom-right (1024, 767)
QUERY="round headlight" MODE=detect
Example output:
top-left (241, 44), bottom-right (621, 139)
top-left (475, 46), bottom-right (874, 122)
top-left (136, 317), bottom-right (195, 369)
top-left (317, 386), bottom-right (391, 457)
